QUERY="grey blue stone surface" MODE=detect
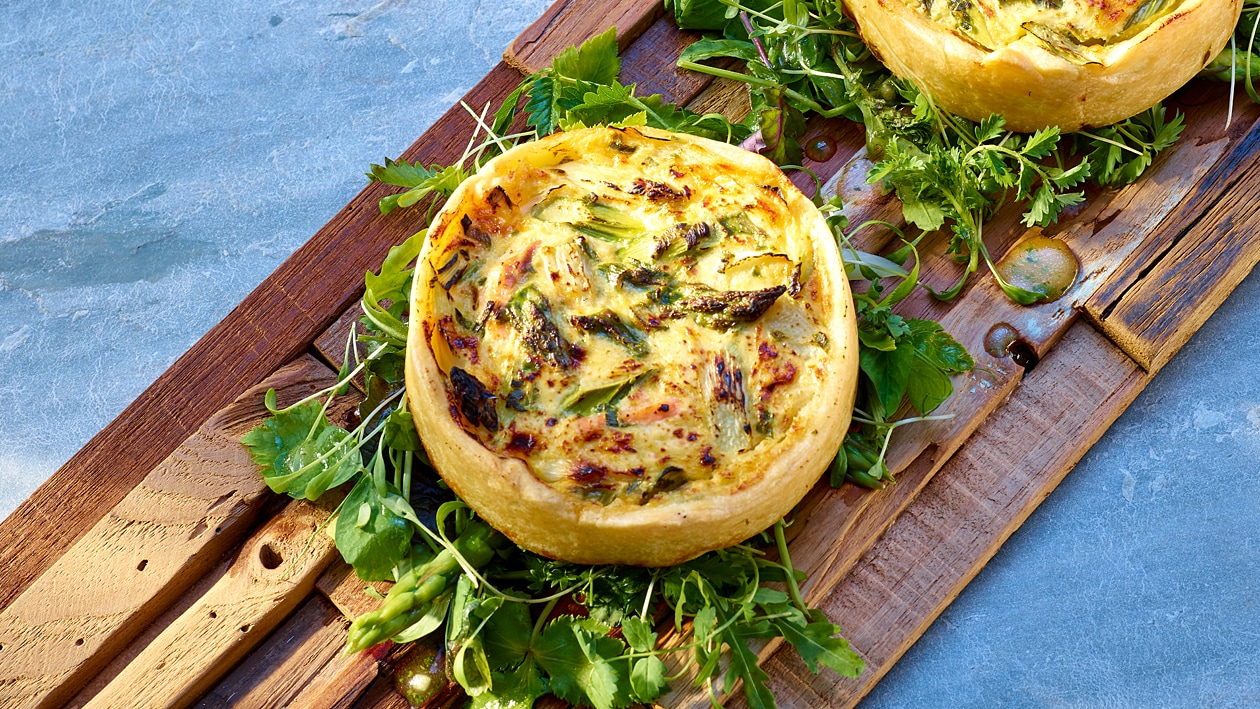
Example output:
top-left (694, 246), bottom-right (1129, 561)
top-left (0, 1), bottom-right (1256, 706)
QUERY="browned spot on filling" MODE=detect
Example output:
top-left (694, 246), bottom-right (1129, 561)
top-left (506, 430), bottom-right (538, 455)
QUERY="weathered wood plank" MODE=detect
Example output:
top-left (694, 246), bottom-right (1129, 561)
top-left (618, 13), bottom-right (715, 105)
top-left (1084, 84), bottom-right (1260, 323)
top-left (316, 562), bottom-right (392, 622)
top-left (503, 0), bottom-right (663, 75)
top-left (193, 595), bottom-right (349, 709)
top-left (288, 642), bottom-right (411, 709)
top-left (753, 322), bottom-right (1149, 708)
top-left (0, 60), bottom-right (527, 616)
top-left (1092, 178), bottom-right (1260, 372)
top-left (1081, 95), bottom-right (1260, 372)
top-left (0, 356), bottom-right (338, 709)
top-left (81, 497), bottom-right (342, 709)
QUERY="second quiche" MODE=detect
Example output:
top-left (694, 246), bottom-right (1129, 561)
top-left (405, 125), bottom-right (858, 566)
top-left (843, 0), bottom-right (1242, 131)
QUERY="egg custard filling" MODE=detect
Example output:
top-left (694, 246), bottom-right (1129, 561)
top-left (406, 125), bottom-right (857, 565)
top-left (916, 0), bottom-right (1181, 61)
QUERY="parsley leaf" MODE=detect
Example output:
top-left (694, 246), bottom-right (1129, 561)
top-left (534, 616), bottom-right (630, 709)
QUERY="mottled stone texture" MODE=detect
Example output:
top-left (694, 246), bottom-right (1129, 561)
top-left (1, 1), bottom-right (1257, 707)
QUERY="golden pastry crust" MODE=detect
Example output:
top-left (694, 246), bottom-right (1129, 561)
top-left (405, 125), bottom-right (858, 566)
top-left (843, 0), bottom-right (1242, 131)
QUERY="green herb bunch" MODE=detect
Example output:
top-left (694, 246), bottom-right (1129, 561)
top-left (241, 28), bottom-right (894, 709)
top-left (664, 0), bottom-right (1203, 303)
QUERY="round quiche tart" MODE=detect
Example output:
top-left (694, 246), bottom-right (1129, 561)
top-left (404, 125), bottom-right (858, 566)
top-left (843, 0), bottom-right (1242, 131)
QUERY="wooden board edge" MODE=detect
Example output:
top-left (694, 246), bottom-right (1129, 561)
top-left (504, 0), bottom-right (664, 75)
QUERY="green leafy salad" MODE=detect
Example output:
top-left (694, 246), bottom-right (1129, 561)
top-left (240, 3), bottom-right (1260, 707)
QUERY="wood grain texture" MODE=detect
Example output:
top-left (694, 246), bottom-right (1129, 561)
top-left (1092, 175), bottom-right (1260, 372)
top-left (1080, 89), bottom-right (1260, 372)
top-left (0, 60), bottom-right (526, 616)
top-left (193, 595), bottom-right (349, 709)
top-left (618, 13), bottom-right (714, 104)
top-left (1085, 85), bottom-right (1260, 321)
top-left (752, 323), bottom-right (1149, 708)
top-left (503, 0), bottom-right (663, 75)
top-left (312, 306), bottom-right (366, 384)
top-left (81, 497), bottom-right (342, 709)
top-left (0, 356), bottom-right (338, 709)
top-left (288, 642), bottom-right (409, 709)
top-left (316, 562), bottom-right (393, 622)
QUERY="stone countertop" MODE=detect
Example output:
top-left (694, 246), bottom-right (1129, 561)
top-left (0, 1), bottom-right (1256, 706)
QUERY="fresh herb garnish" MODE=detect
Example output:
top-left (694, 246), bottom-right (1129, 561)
top-left (665, 0), bottom-right (1191, 303)
top-left (240, 26), bottom-right (981, 709)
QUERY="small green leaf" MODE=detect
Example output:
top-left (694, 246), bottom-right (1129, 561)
top-left (335, 476), bottom-right (413, 582)
top-left (629, 655), bottom-right (669, 703)
top-left (620, 616), bottom-right (657, 653)
top-left (553, 27), bottom-right (621, 85)
top-left (859, 343), bottom-right (914, 416)
top-left (482, 602), bottom-right (534, 670)
top-left (534, 616), bottom-right (630, 709)
top-left (391, 590), bottom-right (453, 643)
top-left (906, 355), bottom-right (953, 414)
top-left (472, 659), bottom-right (547, 709)
top-left (722, 627), bottom-right (776, 709)
top-left (772, 609), bottom-right (864, 678)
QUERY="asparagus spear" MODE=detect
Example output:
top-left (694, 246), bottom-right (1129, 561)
top-left (345, 520), bottom-right (503, 654)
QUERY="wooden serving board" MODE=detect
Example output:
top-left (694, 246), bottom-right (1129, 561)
top-left (2, 1), bottom-right (1257, 707)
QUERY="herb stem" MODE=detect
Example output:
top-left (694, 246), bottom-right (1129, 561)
top-left (677, 60), bottom-right (778, 88)
top-left (531, 596), bottom-right (560, 646)
top-left (773, 520), bottom-right (809, 615)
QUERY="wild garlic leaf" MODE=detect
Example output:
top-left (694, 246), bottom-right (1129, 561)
top-left (678, 37), bottom-right (760, 64)
top-left (335, 476), bottom-right (414, 582)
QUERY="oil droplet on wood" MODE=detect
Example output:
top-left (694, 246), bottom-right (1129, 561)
top-left (995, 235), bottom-right (1079, 303)
top-left (804, 136), bottom-right (836, 162)
top-left (984, 323), bottom-right (1018, 357)
top-left (394, 645), bottom-right (443, 706)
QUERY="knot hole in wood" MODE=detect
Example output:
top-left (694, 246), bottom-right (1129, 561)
top-left (258, 543), bottom-right (282, 570)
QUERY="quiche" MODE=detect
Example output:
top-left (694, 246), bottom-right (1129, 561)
top-left (404, 125), bottom-right (858, 566)
top-left (843, 0), bottom-right (1242, 131)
